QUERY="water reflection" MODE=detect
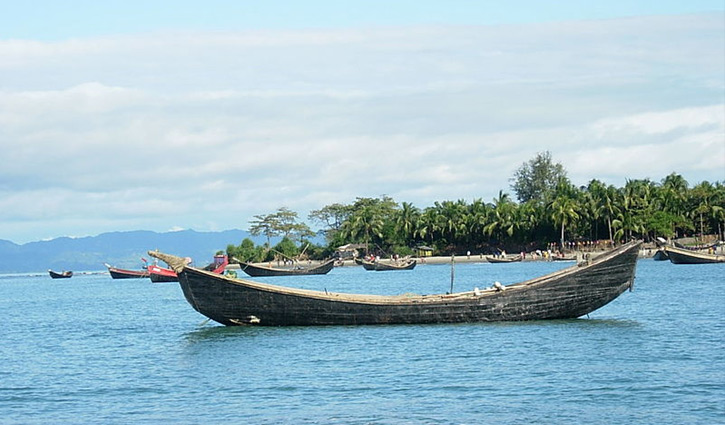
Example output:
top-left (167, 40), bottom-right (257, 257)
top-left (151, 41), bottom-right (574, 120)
top-left (183, 323), bottom-right (266, 343)
top-left (182, 315), bottom-right (642, 346)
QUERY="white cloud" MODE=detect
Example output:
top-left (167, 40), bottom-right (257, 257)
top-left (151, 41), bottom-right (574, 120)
top-left (0, 13), bottom-right (723, 243)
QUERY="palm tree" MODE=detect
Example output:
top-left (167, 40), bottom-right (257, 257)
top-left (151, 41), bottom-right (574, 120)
top-left (395, 202), bottom-right (420, 246)
top-left (339, 198), bottom-right (391, 251)
top-left (585, 179), bottom-right (607, 240)
top-left (689, 181), bottom-right (718, 240)
top-left (547, 178), bottom-right (581, 250)
top-left (549, 198), bottom-right (579, 251)
top-left (484, 191), bottom-right (518, 244)
top-left (612, 179), bottom-right (653, 241)
top-left (466, 198), bottom-right (492, 246)
top-left (433, 200), bottom-right (468, 250)
top-left (516, 200), bottom-right (540, 243)
top-left (659, 173), bottom-right (690, 237)
top-left (415, 207), bottom-right (440, 247)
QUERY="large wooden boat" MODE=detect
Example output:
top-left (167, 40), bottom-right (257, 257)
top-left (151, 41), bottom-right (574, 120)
top-left (355, 258), bottom-right (417, 271)
top-left (236, 259), bottom-right (335, 277)
top-left (148, 240), bottom-right (642, 327)
top-left (486, 255), bottom-right (522, 264)
top-left (48, 269), bottom-right (73, 279)
top-left (105, 263), bottom-right (150, 279)
top-left (663, 245), bottom-right (725, 264)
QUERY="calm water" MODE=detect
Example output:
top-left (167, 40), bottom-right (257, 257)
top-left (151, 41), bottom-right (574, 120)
top-left (0, 260), bottom-right (723, 424)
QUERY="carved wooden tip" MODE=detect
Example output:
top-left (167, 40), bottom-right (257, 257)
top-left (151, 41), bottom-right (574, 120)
top-left (147, 250), bottom-right (188, 273)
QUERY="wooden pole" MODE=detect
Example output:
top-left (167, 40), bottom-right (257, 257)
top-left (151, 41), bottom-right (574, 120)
top-left (450, 254), bottom-right (455, 293)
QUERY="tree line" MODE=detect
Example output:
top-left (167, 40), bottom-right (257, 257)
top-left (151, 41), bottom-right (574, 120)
top-left (227, 152), bottom-right (725, 262)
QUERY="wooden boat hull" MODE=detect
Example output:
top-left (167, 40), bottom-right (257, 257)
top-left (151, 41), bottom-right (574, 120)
top-left (150, 241), bottom-right (641, 326)
top-left (148, 264), bottom-right (179, 282)
top-left (49, 270), bottom-right (73, 279)
top-left (652, 249), bottom-right (668, 261)
top-left (106, 264), bottom-right (150, 279)
top-left (486, 255), bottom-right (522, 263)
top-left (237, 259), bottom-right (335, 277)
top-left (359, 259), bottom-right (417, 271)
top-left (664, 246), bottom-right (725, 264)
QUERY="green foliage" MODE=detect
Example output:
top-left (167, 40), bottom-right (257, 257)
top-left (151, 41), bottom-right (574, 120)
top-left (272, 237), bottom-right (300, 260)
top-left (308, 203), bottom-right (353, 243)
top-left (391, 245), bottom-right (414, 257)
top-left (646, 211), bottom-right (688, 239)
top-left (249, 207), bottom-right (314, 246)
top-left (510, 151), bottom-right (568, 203)
top-left (226, 238), bottom-right (265, 262)
top-left (237, 170), bottom-right (724, 258)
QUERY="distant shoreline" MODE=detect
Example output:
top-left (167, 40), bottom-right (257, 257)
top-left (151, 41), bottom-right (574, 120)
top-left (228, 248), bottom-right (656, 269)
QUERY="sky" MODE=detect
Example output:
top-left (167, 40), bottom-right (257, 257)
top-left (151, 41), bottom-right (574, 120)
top-left (1, 1), bottom-right (724, 244)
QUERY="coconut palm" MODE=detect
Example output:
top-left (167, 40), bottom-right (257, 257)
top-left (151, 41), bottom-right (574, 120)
top-left (484, 191), bottom-right (518, 243)
top-left (415, 207), bottom-right (440, 246)
top-left (395, 202), bottom-right (420, 246)
top-left (548, 179), bottom-right (581, 250)
top-left (433, 200), bottom-right (468, 249)
top-left (466, 198), bottom-right (492, 245)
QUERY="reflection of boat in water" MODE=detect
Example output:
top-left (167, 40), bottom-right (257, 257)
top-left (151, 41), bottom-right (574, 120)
top-left (49, 269), bottom-right (73, 279)
top-left (148, 240), bottom-right (642, 327)
top-left (235, 259), bottom-right (335, 277)
top-left (486, 255), bottom-right (522, 264)
top-left (105, 263), bottom-right (150, 279)
top-left (356, 258), bottom-right (417, 271)
top-left (664, 245), bottom-right (725, 264)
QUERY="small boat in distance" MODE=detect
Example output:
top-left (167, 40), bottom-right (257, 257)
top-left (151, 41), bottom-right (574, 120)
top-left (486, 255), bottom-right (523, 264)
top-left (148, 240), bottom-right (642, 327)
top-left (49, 269), bottom-right (73, 279)
top-left (105, 262), bottom-right (150, 279)
top-left (235, 258), bottom-right (335, 277)
top-left (663, 245), bottom-right (725, 264)
top-left (357, 258), bottom-right (417, 271)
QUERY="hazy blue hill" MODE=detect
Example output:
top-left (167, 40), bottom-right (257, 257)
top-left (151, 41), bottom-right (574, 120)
top-left (0, 229), bottom-right (255, 273)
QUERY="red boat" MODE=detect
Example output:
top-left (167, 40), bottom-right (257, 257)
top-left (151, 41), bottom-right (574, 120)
top-left (150, 254), bottom-right (228, 283)
top-left (148, 263), bottom-right (179, 282)
top-left (105, 261), bottom-right (150, 279)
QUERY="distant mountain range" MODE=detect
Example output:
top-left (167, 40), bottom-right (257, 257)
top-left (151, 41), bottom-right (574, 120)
top-left (0, 229), bottom-right (265, 273)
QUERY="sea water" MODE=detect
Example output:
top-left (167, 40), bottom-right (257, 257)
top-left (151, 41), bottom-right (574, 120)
top-left (0, 260), bottom-right (722, 424)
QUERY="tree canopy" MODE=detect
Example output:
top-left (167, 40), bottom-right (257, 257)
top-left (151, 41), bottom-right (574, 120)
top-left (510, 151), bottom-right (568, 203)
top-left (229, 155), bottom-right (724, 260)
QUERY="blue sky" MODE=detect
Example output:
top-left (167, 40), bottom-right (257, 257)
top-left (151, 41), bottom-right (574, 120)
top-left (3, 0), bottom-right (723, 39)
top-left (0, 1), bottom-right (723, 244)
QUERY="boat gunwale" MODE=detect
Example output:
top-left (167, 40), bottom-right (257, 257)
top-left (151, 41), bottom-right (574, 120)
top-left (105, 263), bottom-right (149, 276)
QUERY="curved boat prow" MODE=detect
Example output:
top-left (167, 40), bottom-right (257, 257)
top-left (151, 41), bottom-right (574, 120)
top-left (148, 250), bottom-right (190, 273)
